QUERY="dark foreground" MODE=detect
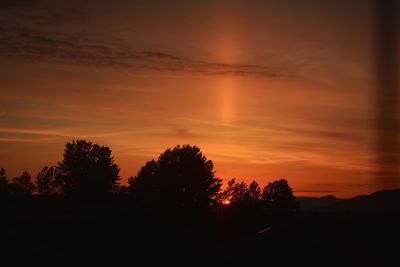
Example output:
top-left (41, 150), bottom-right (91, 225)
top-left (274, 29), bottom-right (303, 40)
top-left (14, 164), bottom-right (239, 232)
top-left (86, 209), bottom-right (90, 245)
top-left (2, 197), bottom-right (399, 267)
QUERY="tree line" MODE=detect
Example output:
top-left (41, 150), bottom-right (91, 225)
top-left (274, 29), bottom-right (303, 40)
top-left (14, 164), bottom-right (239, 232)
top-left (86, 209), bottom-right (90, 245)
top-left (0, 140), bottom-right (297, 211)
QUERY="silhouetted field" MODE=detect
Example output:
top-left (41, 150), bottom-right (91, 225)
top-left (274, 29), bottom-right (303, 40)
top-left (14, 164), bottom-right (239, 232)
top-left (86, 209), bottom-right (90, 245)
top-left (2, 194), bottom-right (399, 267)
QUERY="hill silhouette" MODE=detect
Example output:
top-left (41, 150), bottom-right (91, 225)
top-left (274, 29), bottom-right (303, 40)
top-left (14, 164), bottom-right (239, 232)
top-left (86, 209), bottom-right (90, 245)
top-left (297, 189), bottom-right (400, 212)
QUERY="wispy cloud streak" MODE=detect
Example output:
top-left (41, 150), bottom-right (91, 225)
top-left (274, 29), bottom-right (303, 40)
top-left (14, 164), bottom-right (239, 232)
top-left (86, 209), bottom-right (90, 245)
top-left (0, 9), bottom-right (289, 77)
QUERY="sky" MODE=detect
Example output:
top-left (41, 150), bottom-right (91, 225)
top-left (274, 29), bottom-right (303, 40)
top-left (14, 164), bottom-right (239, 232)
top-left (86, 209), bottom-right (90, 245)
top-left (0, 0), bottom-right (394, 198)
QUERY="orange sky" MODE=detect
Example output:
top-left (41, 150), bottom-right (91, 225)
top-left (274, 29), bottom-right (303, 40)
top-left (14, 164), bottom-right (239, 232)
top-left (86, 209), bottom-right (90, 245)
top-left (0, 0), bottom-right (392, 198)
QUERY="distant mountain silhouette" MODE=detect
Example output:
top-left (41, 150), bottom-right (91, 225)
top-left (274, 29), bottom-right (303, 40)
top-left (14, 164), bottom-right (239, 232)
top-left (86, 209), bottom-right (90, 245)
top-left (297, 189), bottom-right (400, 212)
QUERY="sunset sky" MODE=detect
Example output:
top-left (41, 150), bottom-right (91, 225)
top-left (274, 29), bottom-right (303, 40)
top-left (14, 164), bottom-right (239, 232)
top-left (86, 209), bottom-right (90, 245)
top-left (0, 0), bottom-right (388, 197)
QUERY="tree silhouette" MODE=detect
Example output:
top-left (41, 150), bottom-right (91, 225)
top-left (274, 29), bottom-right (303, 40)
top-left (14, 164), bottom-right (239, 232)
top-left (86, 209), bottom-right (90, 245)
top-left (223, 179), bottom-right (250, 203)
top-left (222, 179), bottom-right (263, 208)
top-left (248, 181), bottom-right (261, 200)
top-left (0, 168), bottom-right (9, 196)
top-left (128, 159), bottom-right (158, 201)
top-left (36, 166), bottom-right (58, 195)
top-left (262, 178), bottom-right (298, 212)
top-left (55, 140), bottom-right (120, 196)
top-left (9, 171), bottom-right (36, 196)
top-left (128, 145), bottom-right (222, 208)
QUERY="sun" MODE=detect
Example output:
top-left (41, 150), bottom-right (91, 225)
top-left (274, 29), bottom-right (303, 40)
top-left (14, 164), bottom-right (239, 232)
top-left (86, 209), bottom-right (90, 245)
top-left (222, 199), bottom-right (231, 205)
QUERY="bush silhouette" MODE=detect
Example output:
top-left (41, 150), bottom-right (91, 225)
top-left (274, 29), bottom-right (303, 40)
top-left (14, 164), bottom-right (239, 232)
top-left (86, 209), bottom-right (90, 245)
top-left (55, 140), bottom-right (120, 196)
top-left (128, 145), bottom-right (222, 208)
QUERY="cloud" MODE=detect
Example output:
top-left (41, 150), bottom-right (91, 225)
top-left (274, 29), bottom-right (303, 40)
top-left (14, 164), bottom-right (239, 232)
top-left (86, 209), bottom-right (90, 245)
top-left (0, 0), bottom-right (36, 9)
top-left (0, 27), bottom-right (286, 77)
top-left (0, 127), bottom-right (132, 140)
top-left (312, 184), bottom-right (369, 191)
top-left (294, 190), bottom-right (336, 193)
top-left (0, 2), bottom-right (290, 78)
top-left (0, 137), bottom-right (55, 143)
